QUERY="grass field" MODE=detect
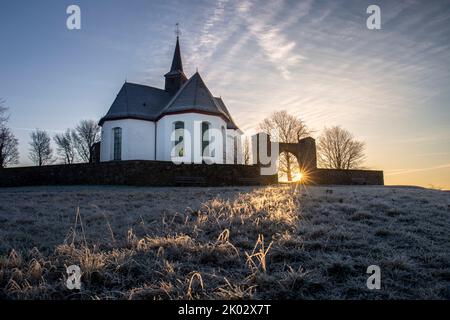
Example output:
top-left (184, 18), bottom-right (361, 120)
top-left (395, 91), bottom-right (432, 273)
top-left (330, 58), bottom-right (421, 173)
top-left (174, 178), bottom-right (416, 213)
top-left (0, 185), bottom-right (449, 299)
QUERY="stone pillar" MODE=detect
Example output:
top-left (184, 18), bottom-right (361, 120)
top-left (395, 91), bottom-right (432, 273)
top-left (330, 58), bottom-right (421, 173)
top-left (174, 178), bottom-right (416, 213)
top-left (297, 137), bottom-right (317, 171)
top-left (91, 142), bottom-right (101, 164)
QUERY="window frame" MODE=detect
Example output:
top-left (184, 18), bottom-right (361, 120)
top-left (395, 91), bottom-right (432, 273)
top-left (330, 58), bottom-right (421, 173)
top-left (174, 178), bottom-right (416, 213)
top-left (173, 121), bottom-right (185, 157)
top-left (112, 127), bottom-right (122, 161)
top-left (201, 121), bottom-right (211, 158)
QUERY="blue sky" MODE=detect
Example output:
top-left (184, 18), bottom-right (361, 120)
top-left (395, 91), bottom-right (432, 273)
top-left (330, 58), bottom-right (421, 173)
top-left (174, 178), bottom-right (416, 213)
top-left (1, 0), bottom-right (450, 188)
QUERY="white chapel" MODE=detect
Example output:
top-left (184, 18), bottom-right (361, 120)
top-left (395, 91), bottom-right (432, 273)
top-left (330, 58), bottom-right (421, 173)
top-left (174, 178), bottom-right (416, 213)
top-left (99, 35), bottom-right (243, 164)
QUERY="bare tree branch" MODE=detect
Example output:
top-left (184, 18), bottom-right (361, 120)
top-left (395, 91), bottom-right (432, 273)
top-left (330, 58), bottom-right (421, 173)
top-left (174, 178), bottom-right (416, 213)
top-left (258, 111), bottom-right (311, 181)
top-left (243, 136), bottom-right (250, 165)
top-left (72, 120), bottom-right (100, 163)
top-left (29, 129), bottom-right (53, 166)
top-left (317, 126), bottom-right (365, 170)
top-left (54, 129), bottom-right (77, 164)
top-left (0, 99), bottom-right (19, 168)
top-left (0, 127), bottom-right (19, 168)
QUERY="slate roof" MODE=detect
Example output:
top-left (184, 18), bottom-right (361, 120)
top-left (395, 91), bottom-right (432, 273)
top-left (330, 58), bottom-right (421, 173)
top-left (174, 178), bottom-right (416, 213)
top-left (99, 37), bottom-right (239, 130)
top-left (214, 96), bottom-right (239, 130)
top-left (99, 83), bottom-right (172, 124)
top-left (161, 72), bottom-right (222, 114)
top-left (99, 74), bottom-right (240, 130)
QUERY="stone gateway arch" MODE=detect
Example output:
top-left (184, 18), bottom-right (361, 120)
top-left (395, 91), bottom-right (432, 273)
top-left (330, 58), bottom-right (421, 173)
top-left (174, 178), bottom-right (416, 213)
top-left (252, 133), bottom-right (318, 172)
top-left (251, 132), bottom-right (384, 185)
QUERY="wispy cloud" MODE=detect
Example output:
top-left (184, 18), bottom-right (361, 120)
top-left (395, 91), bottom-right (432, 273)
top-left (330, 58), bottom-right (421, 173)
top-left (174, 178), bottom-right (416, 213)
top-left (235, 0), bottom-right (308, 79)
top-left (391, 133), bottom-right (450, 144)
top-left (12, 127), bottom-right (64, 134)
top-left (186, 0), bottom-right (310, 83)
top-left (416, 152), bottom-right (450, 157)
top-left (386, 163), bottom-right (450, 176)
top-left (189, 0), bottom-right (230, 67)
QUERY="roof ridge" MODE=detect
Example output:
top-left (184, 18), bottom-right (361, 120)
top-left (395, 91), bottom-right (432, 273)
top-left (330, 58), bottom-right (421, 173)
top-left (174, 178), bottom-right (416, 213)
top-left (213, 96), bottom-right (240, 131)
top-left (158, 73), bottom-right (196, 116)
top-left (193, 73), bottom-right (199, 106)
top-left (196, 74), bottom-right (228, 118)
top-left (158, 73), bottom-right (237, 124)
top-left (125, 82), bottom-right (166, 91)
top-left (124, 82), bottom-right (130, 114)
top-left (213, 96), bottom-right (226, 114)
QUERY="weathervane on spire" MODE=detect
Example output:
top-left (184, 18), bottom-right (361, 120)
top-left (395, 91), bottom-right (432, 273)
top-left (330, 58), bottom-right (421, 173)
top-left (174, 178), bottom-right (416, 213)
top-left (175, 23), bottom-right (181, 38)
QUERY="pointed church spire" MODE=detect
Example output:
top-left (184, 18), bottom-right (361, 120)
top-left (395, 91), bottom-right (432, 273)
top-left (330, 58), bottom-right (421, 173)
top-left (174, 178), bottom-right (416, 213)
top-left (164, 24), bottom-right (188, 94)
top-left (170, 35), bottom-right (183, 73)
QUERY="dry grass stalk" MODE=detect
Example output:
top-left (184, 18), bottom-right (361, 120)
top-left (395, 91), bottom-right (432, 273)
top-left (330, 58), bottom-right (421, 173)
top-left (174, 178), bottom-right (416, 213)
top-left (187, 272), bottom-right (204, 299)
top-left (217, 229), bottom-right (230, 243)
top-left (245, 235), bottom-right (273, 273)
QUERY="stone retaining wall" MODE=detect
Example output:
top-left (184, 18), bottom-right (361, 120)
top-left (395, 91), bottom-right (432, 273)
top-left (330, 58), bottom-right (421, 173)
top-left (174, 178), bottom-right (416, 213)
top-left (0, 161), bottom-right (277, 187)
top-left (0, 161), bottom-right (383, 187)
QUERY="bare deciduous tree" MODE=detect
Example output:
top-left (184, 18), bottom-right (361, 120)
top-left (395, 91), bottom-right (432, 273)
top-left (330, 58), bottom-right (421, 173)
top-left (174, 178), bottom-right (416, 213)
top-left (317, 126), bottom-right (365, 169)
top-left (258, 111), bottom-right (310, 181)
top-left (54, 129), bottom-right (77, 164)
top-left (0, 100), bottom-right (19, 168)
top-left (243, 136), bottom-right (250, 165)
top-left (29, 129), bottom-right (53, 166)
top-left (0, 127), bottom-right (19, 168)
top-left (72, 120), bottom-right (100, 163)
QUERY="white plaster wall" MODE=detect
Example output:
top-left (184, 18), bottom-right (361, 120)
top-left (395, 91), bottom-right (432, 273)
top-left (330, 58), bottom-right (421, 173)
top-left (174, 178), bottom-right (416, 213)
top-left (156, 113), bottom-right (229, 164)
top-left (100, 119), bottom-right (156, 162)
top-left (100, 115), bottom-right (242, 164)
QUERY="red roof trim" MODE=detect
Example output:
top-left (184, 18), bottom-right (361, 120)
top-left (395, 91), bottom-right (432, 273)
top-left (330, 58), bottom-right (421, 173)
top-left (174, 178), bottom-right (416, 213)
top-left (156, 109), bottom-right (230, 123)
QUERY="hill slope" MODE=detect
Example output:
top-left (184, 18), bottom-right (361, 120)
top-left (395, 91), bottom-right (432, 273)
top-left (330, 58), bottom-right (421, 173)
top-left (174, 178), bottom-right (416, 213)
top-left (0, 185), bottom-right (449, 299)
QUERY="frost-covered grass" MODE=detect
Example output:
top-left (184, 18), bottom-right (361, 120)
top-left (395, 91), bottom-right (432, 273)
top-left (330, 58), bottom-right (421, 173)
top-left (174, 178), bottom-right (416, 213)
top-left (0, 185), bottom-right (449, 299)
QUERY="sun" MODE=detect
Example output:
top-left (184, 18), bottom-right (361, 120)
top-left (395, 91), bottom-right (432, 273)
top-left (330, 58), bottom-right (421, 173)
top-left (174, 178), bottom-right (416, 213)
top-left (278, 168), bottom-right (310, 184)
top-left (292, 171), bottom-right (304, 182)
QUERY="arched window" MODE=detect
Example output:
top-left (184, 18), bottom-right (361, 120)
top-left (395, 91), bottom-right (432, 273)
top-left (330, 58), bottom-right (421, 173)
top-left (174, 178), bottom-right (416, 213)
top-left (174, 121), bottom-right (184, 157)
top-left (201, 122), bottom-right (210, 157)
top-left (113, 127), bottom-right (122, 161)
